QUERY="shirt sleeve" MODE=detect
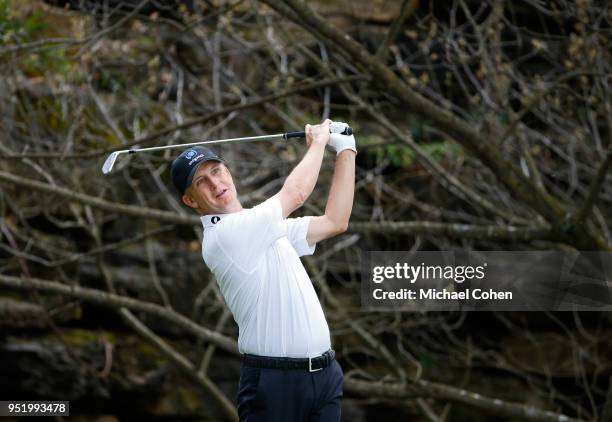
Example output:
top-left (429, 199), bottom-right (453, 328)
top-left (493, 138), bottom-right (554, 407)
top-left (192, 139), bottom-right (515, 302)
top-left (215, 195), bottom-right (286, 272)
top-left (285, 216), bottom-right (316, 257)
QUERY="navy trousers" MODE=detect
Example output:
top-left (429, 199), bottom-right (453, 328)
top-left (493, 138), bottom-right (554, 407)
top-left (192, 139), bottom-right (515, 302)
top-left (236, 359), bottom-right (344, 422)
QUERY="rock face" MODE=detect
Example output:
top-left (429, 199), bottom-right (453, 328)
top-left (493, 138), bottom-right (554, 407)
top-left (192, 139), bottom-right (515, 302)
top-left (42, 0), bottom-right (406, 23)
top-left (0, 329), bottom-right (239, 420)
top-left (309, 0), bottom-right (405, 22)
top-left (0, 298), bottom-right (47, 329)
top-left (0, 341), bottom-right (108, 399)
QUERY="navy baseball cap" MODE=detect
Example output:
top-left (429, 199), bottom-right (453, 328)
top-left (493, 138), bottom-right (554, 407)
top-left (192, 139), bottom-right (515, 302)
top-left (171, 146), bottom-right (223, 195)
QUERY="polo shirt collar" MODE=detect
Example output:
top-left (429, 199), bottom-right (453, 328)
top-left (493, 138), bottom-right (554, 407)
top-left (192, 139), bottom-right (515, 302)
top-left (201, 213), bottom-right (226, 229)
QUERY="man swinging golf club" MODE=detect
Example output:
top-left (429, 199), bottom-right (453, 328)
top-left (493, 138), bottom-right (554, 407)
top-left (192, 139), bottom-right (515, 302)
top-left (170, 119), bottom-right (355, 422)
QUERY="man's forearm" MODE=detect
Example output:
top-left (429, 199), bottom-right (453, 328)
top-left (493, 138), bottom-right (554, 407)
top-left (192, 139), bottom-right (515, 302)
top-left (285, 142), bottom-right (326, 197)
top-left (324, 150), bottom-right (355, 228)
top-left (278, 142), bottom-right (326, 216)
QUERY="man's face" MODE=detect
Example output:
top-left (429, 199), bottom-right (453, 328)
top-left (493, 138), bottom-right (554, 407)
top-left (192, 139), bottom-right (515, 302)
top-left (182, 161), bottom-right (241, 215)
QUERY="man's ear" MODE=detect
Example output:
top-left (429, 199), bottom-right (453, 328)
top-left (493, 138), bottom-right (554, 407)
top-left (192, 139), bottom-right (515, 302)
top-left (181, 193), bottom-right (198, 210)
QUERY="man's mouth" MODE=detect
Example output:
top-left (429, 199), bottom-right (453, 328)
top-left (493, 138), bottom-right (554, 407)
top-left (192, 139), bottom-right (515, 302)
top-left (216, 189), bottom-right (228, 199)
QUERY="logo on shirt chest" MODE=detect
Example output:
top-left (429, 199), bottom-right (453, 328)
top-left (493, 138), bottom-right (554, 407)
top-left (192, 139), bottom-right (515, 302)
top-left (211, 216), bottom-right (221, 224)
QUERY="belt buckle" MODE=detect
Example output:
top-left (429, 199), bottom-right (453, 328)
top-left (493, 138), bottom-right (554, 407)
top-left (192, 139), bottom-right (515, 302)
top-left (309, 356), bottom-right (322, 373)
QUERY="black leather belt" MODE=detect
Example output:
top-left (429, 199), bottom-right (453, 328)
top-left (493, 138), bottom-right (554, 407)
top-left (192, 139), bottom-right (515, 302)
top-left (242, 349), bottom-right (335, 372)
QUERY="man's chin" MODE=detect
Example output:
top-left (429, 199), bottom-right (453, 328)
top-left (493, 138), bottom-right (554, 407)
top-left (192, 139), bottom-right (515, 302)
top-left (212, 197), bottom-right (235, 213)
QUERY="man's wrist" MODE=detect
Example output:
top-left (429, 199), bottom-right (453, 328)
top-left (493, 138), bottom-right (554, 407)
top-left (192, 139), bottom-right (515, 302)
top-left (336, 149), bottom-right (356, 158)
top-left (310, 139), bottom-right (328, 148)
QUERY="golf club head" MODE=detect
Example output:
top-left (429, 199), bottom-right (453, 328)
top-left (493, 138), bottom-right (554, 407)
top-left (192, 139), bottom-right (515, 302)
top-left (102, 151), bottom-right (119, 174)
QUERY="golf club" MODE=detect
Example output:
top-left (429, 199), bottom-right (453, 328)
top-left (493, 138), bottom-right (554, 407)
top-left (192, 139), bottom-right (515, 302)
top-left (102, 124), bottom-right (353, 174)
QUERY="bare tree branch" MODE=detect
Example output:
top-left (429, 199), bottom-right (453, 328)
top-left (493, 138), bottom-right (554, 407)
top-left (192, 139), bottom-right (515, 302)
top-left (0, 274), bottom-right (238, 354)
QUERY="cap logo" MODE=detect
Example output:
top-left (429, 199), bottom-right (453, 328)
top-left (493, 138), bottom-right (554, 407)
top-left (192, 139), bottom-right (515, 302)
top-left (189, 154), bottom-right (205, 165)
top-left (185, 150), bottom-right (197, 159)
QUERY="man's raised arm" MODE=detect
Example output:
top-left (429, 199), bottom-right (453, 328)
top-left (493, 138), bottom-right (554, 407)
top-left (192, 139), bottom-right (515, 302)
top-left (306, 131), bottom-right (356, 245)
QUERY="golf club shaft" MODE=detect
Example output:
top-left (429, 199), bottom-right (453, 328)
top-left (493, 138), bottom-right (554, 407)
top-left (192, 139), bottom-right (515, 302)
top-left (125, 133), bottom-right (286, 155)
top-left (124, 125), bottom-right (352, 154)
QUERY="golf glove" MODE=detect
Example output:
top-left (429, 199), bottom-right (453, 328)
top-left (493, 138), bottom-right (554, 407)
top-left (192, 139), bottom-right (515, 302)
top-left (329, 121), bottom-right (357, 155)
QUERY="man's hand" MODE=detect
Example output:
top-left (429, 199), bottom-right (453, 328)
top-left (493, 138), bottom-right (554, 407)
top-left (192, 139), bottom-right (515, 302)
top-left (306, 119), bottom-right (332, 147)
top-left (328, 124), bottom-right (357, 155)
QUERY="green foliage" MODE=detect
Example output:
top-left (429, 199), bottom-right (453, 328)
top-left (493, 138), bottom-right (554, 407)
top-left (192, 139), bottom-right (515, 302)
top-left (0, 1), bottom-right (73, 77)
top-left (419, 353), bottom-right (434, 369)
top-left (406, 113), bottom-right (424, 138)
top-left (0, 0), bottom-right (46, 43)
top-left (381, 140), bottom-right (462, 168)
top-left (20, 48), bottom-right (71, 77)
top-left (96, 67), bottom-right (129, 92)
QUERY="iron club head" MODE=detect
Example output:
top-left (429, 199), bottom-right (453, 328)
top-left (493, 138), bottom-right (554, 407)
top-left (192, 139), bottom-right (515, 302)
top-left (102, 151), bottom-right (120, 174)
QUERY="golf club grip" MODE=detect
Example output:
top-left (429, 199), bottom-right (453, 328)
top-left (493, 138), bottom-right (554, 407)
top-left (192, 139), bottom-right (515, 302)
top-left (284, 131), bottom-right (305, 139)
top-left (283, 126), bottom-right (353, 140)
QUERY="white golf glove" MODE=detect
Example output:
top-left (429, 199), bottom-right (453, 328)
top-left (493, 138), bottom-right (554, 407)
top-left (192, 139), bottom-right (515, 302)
top-left (328, 121), bottom-right (357, 155)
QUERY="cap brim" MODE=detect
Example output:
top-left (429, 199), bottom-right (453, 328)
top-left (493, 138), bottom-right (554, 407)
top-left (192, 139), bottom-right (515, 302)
top-left (184, 157), bottom-right (223, 194)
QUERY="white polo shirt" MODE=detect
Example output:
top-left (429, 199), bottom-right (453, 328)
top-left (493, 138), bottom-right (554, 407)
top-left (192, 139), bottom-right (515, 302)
top-left (200, 195), bottom-right (331, 358)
